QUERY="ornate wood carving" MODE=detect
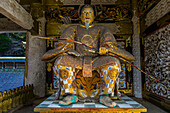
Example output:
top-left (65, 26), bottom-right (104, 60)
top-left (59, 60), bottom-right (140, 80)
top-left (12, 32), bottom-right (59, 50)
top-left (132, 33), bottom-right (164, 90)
top-left (145, 0), bottom-right (170, 27)
top-left (144, 24), bottom-right (169, 99)
top-left (91, 0), bottom-right (118, 4)
top-left (58, 0), bottom-right (84, 5)
top-left (138, 0), bottom-right (156, 16)
top-left (58, 0), bottom-right (118, 5)
top-left (46, 5), bottom-right (131, 23)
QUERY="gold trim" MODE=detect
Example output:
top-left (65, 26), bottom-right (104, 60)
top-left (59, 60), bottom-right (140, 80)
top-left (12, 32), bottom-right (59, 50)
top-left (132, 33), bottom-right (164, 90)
top-left (47, 40), bottom-right (54, 48)
top-left (47, 63), bottom-right (52, 72)
top-left (34, 107), bottom-right (147, 113)
top-left (0, 57), bottom-right (25, 59)
top-left (119, 82), bottom-right (133, 95)
top-left (80, 24), bottom-right (95, 28)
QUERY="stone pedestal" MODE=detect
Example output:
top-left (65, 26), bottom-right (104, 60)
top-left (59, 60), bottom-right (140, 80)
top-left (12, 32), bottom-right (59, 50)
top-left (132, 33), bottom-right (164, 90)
top-left (25, 32), bottom-right (46, 97)
top-left (34, 93), bottom-right (147, 113)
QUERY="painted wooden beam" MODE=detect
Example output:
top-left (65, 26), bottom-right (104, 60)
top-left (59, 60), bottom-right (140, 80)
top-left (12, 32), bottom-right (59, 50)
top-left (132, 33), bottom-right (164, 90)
top-left (0, 0), bottom-right (34, 30)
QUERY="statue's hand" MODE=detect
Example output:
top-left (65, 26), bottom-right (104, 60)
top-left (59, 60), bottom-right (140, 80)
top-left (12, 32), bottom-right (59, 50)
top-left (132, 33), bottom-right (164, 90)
top-left (99, 47), bottom-right (109, 55)
top-left (68, 50), bottom-right (81, 57)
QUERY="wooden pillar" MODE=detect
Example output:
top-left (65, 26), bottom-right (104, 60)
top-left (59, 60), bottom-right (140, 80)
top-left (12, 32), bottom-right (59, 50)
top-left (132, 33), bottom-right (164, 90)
top-left (0, 0), bottom-right (33, 30)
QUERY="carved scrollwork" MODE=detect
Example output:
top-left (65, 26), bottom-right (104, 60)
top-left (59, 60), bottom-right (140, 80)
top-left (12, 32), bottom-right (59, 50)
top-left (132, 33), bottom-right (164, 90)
top-left (57, 0), bottom-right (84, 5)
top-left (46, 5), bottom-right (131, 23)
top-left (91, 0), bottom-right (118, 4)
top-left (138, 0), bottom-right (156, 16)
top-left (145, 0), bottom-right (170, 27)
top-left (57, 0), bottom-right (118, 5)
top-left (144, 24), bottom-right (169, 98)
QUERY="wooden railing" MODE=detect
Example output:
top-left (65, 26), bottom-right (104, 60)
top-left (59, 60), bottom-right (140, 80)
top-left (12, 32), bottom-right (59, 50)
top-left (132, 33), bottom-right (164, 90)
top-left (0, 57), bottom-right (25, 72)
top-left (0, 84), bottom-right (34, 113)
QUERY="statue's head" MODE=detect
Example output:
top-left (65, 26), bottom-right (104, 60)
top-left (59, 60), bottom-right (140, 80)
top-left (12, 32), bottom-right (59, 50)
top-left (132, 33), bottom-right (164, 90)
top-left (78, 5), bottom-right (97, 29)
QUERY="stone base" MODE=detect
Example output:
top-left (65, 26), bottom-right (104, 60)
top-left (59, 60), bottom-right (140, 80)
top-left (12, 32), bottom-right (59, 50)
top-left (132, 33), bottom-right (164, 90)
top-left (143, 91), bottom-right (170, 111)
top-left (34, 93), bottom-right (147, 113)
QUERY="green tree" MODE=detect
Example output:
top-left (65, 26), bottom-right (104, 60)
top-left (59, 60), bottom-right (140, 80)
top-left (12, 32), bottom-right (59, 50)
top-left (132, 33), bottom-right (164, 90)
top-left (0, 34), bottom-right (12, 54)
top-left (12, 33), bottom-right (26, 41)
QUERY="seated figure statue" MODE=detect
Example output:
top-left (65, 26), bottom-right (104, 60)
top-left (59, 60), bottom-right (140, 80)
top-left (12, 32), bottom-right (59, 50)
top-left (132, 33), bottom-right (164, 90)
top-left (41, 5), bottom-right (135, 107)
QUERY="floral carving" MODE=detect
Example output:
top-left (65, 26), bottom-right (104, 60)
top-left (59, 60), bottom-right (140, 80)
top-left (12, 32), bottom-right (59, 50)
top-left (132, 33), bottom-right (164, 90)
top-left (46, 5), bottom-right (131, 23)
top-left (145, 0), bottom-right (170, 27)
top-left (144, 24), bottom-right (169, 98)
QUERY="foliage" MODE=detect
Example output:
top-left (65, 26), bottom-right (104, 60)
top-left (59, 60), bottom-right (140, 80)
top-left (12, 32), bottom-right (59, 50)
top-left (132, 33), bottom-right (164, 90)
top-left (12, 33), bottom-right (26, 41)
top-left (0, 33), bottom-right (26, 56)
top-left (0, 34), bottom-right (12, 53)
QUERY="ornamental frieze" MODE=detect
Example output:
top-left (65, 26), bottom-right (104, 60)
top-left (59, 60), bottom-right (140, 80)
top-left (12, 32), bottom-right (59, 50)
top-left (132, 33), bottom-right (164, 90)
top-left (144, 24), bottom-right (169, 98)
top-left (91, 0), bottom-right (118, 5)
top-left (57, 0), bottom-right (118, 5)
top-left (46, 5), bottom-right (131, 23)
top-left (138, 0), bottom-right (156, 16)
top-left (145, 0), bottom-right (170, 27)
top-left (58, 0), bottom-right (84, 5)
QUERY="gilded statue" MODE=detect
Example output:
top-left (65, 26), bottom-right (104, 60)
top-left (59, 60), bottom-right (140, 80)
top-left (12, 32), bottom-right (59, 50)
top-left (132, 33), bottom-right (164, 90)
top-left (0, 91), bottom-right (3, 113)
top-left (42, 5), bottom-right (135, 107)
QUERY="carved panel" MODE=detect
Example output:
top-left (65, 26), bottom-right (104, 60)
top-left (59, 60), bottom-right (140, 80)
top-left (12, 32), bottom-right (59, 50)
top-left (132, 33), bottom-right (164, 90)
top-left (138, 0), bottom-right (156, 16)
top-left (95, 5), bottom-right (131, 22)
top-left (59, 0), bottom-right (84, 5)
top-left (91, 0), bottom-right (118, 4)
top-left (145, 0), bottom-right (170, 27)
top-left (58, 0), bottom-right (118, 5)
top-left (46, 5), bottom-right (131, 23)
top-left (57, 0), bottom-right (119, 5)
top-left (144, 24), bottom-right (169, 99)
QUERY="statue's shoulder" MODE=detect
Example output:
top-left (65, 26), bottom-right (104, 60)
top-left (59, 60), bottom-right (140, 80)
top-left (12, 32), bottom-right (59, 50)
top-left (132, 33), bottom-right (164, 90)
top-left (63, 24), bottom-right (77, 32)
top-left (95, 24), bottom-right (104, 27)
top-left (68, 24), bottom-right (78, 27)
top-left (93, 24), bottom-right (108, 31)
top-left (65, 24), bottom-right (77, 28)
top-left (94, 24), bottom-right (106, 29)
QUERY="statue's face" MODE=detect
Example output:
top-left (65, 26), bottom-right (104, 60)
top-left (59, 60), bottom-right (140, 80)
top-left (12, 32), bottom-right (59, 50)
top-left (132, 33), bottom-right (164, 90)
top-left (81, 7), bottom-right (95, 25)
